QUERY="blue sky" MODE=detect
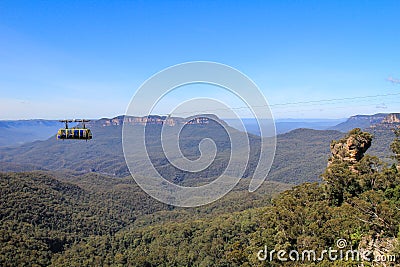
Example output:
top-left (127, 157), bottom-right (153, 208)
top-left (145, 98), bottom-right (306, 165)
top-left (1, 0), bottom-right (400, 119)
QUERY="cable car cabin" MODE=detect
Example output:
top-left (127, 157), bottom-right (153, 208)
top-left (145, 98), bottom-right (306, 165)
top-left (57, 119), bottom-right (92, 140)
top-left (57, 128), bottom-right (92, 140)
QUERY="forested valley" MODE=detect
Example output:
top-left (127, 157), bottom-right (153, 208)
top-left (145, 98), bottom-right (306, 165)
top-left (1, 128), bottom-right (400, 266)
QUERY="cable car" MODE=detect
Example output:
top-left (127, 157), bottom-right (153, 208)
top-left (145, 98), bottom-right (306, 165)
top-left (57, 119), bottom-right (92, 140)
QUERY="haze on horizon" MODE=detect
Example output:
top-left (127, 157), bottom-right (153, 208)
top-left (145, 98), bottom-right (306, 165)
top-left (1, 1), bottom-right (399, 120)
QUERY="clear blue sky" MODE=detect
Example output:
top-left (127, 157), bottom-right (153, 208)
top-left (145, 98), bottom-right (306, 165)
top-left (1, 0), bottom-right (399, 119)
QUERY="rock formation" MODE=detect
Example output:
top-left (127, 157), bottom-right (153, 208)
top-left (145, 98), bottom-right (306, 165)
top-left (358, 235), bottom-right (397, 266)
top-left (328, 128), bottom-right (373, 170)
top-left (369, 113), bottom-right (400, 132)
top-left (382, 113), bottom-right (400, 124)
top-left (87, 115), bottom-right (220, 128)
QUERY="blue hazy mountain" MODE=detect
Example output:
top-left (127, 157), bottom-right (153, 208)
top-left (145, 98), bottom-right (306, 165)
top-left (0, 116), bottom-right (344, 147)
top-left (0, 120), bottom-right (77, 147)
top-left (0, 114), bottom-right (392, 147)
top-left (328, 113), bottom-right (389, 132)
top-left (0, 114), bottom-right (396, 185)
top-left (225, 118), bottom-right (346, 136)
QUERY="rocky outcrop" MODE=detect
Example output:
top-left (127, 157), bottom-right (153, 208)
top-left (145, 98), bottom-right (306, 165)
top-left (328, 128), bottom-right (373, 169)
top-left (358, 235), bottom-right (397, 266)
top-left (382, 113), bottom-right (400, 124)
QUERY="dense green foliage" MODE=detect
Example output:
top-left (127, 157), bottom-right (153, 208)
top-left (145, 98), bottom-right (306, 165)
top-left (1, 128), bottom-right (399, 266)
top-left (53, 159), bottom-right (400, 266)
top-left (0, 172), bottom-right (139, 266)
top-left (0, 171), bottom-right (290, 266)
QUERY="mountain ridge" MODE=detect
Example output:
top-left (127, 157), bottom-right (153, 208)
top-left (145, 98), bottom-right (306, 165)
top-left (88, 114), bottom-right (224, 127)
top-left (329, 113), bottom-right (389, 132)
top-left (0, 122), bottom-right (343, 185)
top-left (0, 113), bottom-right (393, 147)
top-left (1, 113), bottom-right (399, 185)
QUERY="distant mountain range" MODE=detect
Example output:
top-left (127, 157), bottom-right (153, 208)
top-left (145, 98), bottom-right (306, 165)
top-left (0, 116), bottom-right (220, 147)
top-left (3, 113), bottom-right (398, 148)
top-left (0, 122), bottom-right (338, 185)
top-left (328, 113), bottom-right (394, 132)
top-left (0, 115), bottom-right (345, 147)
top-left (2, 113), bottom-right (399, 185)
top-left (225, 118), bottom-right (345, 136)
top-left (0, 119), bottom-right (75, 147)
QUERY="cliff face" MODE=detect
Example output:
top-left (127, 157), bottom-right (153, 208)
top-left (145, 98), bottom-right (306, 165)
top-left (381, 113), bottom-right (400, 124)
top-left (349, 114), bottom-right (388, 124)
top-left (367, 113), bottom-right (400, 134)
top-left (96, 116), bottom-right (178, 127)
top-left (329, 114), bottom-right (388, 132)
top-left (88, 115), bottom-right (218, 127)
top-left (328, 128), bottom-right (373, 168)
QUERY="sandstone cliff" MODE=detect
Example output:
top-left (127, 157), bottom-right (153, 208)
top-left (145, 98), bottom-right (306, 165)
top-left (328, 128), bottom-right (373, 169)
top-left (87, 115), bottom-right (221, 128)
